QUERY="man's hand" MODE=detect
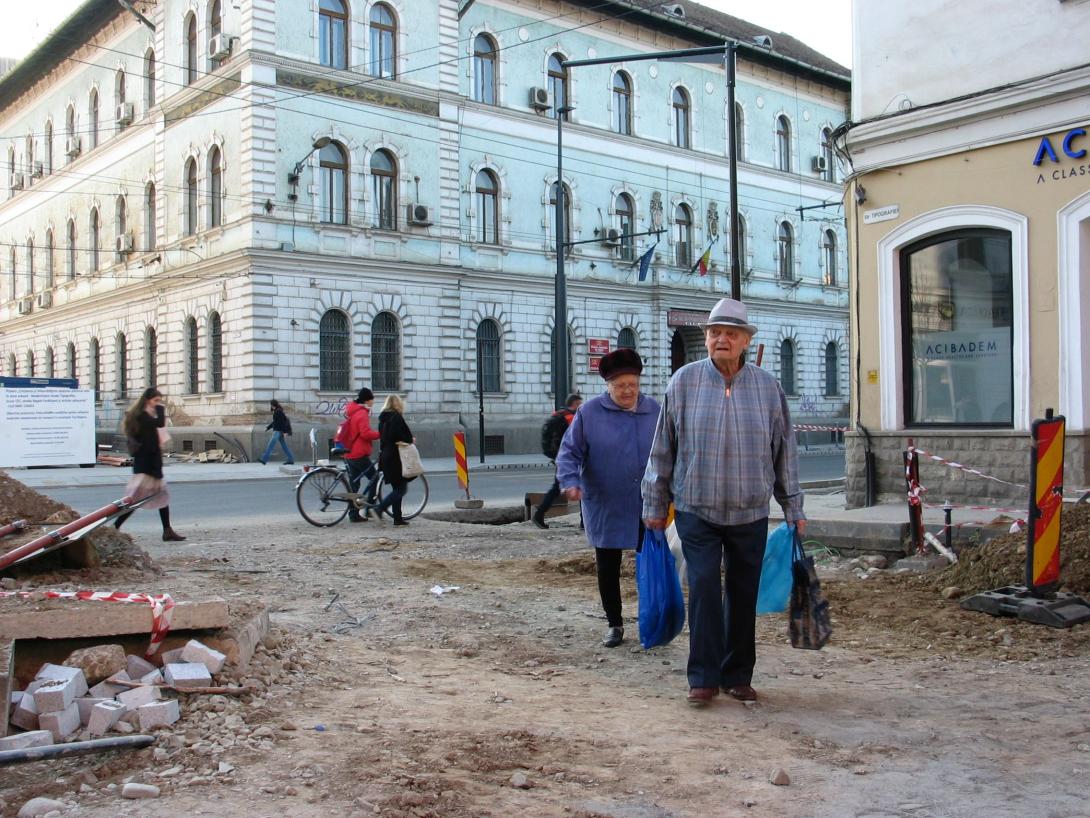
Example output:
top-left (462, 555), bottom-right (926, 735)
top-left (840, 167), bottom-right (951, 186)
top-left (794, 519), bottom-right (807, 536)
top-left (643, 517), bottom-right (668, 530)
top-left (563, 487), bottom-right (582, 502)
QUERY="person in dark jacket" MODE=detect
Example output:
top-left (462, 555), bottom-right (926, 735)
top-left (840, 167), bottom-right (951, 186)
top-left (259, 400), bottom-right (295, 465)
top-left (114, 387), bottom-right (186, 541)
top-left (532, 392), bottom-right (583, 529)
top-left (556, 349), bottom-right (659, 647)
top-left (342, 388), bottom-right (381, 522)
top-left (374, 394), bottom-right (414, 526)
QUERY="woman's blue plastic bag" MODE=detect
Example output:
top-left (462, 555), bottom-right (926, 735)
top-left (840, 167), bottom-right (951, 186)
top-left (756, 522), bottom-right (794, 614)
top-left (636, 528), bottom-right (687, 649)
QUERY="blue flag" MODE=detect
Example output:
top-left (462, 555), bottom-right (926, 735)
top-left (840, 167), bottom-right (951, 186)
top-left (637, 243), bottom-right (657, 282)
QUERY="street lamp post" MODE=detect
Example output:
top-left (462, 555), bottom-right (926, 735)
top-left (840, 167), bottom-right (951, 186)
top-left (726, 41), bottom-right (741, 302)
top-left (553, 105), bottom-right (574, 410)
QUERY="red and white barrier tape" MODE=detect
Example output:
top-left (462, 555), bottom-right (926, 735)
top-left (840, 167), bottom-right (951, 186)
top-left (907, 445), bottom-right (1028, 489)
top-left (794, 425), bottom-right (850, 432)
top-left (0, 590), bottom-right (174, 657)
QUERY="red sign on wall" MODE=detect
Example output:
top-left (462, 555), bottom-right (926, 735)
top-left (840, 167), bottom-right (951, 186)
top-left (588, 356), bottom-right (603, 373)
top-left (588, 339), bottom-right (610, 355)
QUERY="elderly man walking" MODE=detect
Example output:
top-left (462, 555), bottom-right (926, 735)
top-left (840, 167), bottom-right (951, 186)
top-left (642, 298), bottom-right (806, 707)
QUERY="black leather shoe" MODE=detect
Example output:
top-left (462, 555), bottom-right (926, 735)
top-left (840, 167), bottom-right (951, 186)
top-left (531, 514), bottom-right (549, 530)
top-left (393, 519), bottom-right (409, 527)
top-left (602, 627), bottom-right (624, 648)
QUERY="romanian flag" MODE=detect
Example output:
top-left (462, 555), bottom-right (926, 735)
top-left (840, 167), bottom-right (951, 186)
top-left (636, 243), bottom-right (658, 282)
top-left (689, 236), bottom-right (717, 276)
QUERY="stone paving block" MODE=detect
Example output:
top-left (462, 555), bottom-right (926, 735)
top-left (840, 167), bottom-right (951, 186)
top-left (0, 729), bottom-right (52, 751)
top-left (136, 699), bottom-right (180, 731)
top-left (10, 691), bottom-right (39, 730)
top-left (163, 663), bottom-right (212, 689)
top-left (116, 684), bottom-right (161, 710)
top-left (181, 640), bottom-right (226, 674)
top-left (39, 701), bottom-right (80, 741)
top-left (87, 700), bottom-right (127, 737)
top-left (126, 655), bottom-right (157, 679)
top-left (34, 664), bottom-right (88, 697)
top-left (140, 669), bottom-right (164, 685)
top-left (75, 697), bottom-right (110, 725)
top-left (88, 679), bottom-right (128, 699)
top-left (159, 647), bottom-right (185, 664)
top-left (32, 677), bottom-right (82, 713)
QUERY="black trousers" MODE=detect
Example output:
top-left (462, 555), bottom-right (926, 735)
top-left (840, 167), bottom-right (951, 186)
top-left (538, 473), bottom-right (561, 515)
top-left (595, 547), bottom-right (623, 628)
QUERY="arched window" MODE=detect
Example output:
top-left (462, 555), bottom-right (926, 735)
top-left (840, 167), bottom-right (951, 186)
top-left (319, 0), bottom-right (348, 69)
top-left (145, 183), bottom-right (157, 251)
top-left (65, 106), bottom-right (76, 162)
top-left (617, 327), bottom-right (637, 351)
top-left (184, 13), bottom-right (198, 85)
top-left (475, 169), bottom-right (498, 244)
top-left (369, 3), bottom-right (396, 79)
top-left (777, 221), bottom-right (794, 281)
top-left (89, 338), bottom-right (101, 401)
top-left (88, 89), bottom-right (99, 150)
top-left (547, 53), bottom-right (568, 120)
top-left (44, 121), bottom-right (53, 175)
top-left (673, 87), bottom-right (691, 149)
top-left (549, 181), bottom-right (572, 257)
top-left (145, 327), bottom-right (158, 386)
top-left (370, 311), bottom-right (400, 391)
top-left (208, 146), bottom-right (223, 228)
top-left (820, 127), bottom-right (835, 182)
top-left (44, 229), bottom-right (54, 289)
top-left (319, 309), bottom-right (351, 391)
top-left (115, 70), bottom-right (127, 131)
top-left (823, 229), bottom-right (837, 286)
top-left (615, 193), bottom-right (635, 261)
top-left (45, 346), bottom-right (55, 379)
top-left (184, 158), bottom-right (198, 235)
top-left (184, 316), bottom-right (199, 393)
top-left (733, 213), bottom-right (748, 273)
top-left (66, 219), bottom-right (77, 278)
top-left (779, 338), bottom-right (795, 395)
top-left (612, 71), bottom-right (632, 135)
top-left (824, 341), bottom-right (839, 397)
top-left (89, 208), bottom-right (100, 272)
top-left (319, 141), bottom-right (348, 225)
top-left (475, 318), bottom-right (501, 393)
top-left (370, 149), bottom-right (397, 230)
top-left (116, 332), bottom-right (128, 400)
top-left (472, 34), bottom-right (497, 104)
top-left (67, 342), bottom-right (77, 380)
top-left (733, 102), bottom-right (745, 160)
top-left (25, 240), bottom-right (34, 294)
top-left (775, 114), bottom-right (791, 172)
top-left (144, 49), bottom-right (156, 109)
top-left (209, 0), bottom-right (224, 69)
top-left (116, 196), bottom-right (127, 255)
top-left (25, 350), bottom-right (35, 377)
top-left (674, 203), bottom-right (692, 267)
top-left (208, 311), bottom-right (223, 392)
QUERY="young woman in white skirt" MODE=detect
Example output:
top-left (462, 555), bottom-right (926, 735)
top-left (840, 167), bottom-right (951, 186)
top-left (114, 387), bottom-right (186, 541)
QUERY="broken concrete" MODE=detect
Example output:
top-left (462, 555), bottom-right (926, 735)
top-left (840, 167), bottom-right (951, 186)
top-left (87, 700), bottom-right (126, 736)
top-left (116, 684), bottom-right (161, 709)
top-left (163, 662), bottom-right (211, 689)
top-left (38, 701), bottom-right (79, 741)
top-left (180, 640), bottom-right (226, 674)
top-left (0, 598), bottom-right (230, 641)
top-left (136, 699), bottom-right (180, 731)
top-left (62, 643), bottom-right (126, 684)
top-left (0, 729), bottom-right (51, 751)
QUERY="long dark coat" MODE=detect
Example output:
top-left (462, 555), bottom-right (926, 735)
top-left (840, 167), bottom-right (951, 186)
top-left (377, 410), bottom-right (414, 483)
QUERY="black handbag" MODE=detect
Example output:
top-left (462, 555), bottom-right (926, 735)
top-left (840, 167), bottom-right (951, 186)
top-left (788, 529), bottom-right (832, 650)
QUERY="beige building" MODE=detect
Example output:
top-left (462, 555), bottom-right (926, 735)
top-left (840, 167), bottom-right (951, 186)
top-left (840, 0), bottom-right (1090, 507)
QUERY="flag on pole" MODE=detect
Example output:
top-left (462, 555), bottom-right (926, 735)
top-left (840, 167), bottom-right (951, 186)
top-left (689, 236), bottom-right (718, 276)
top-left (637, 243), bottom-right (658, 282)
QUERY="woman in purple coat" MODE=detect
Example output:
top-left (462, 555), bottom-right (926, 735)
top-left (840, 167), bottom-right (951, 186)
top-left (557, 348), bottom-right (660, 648)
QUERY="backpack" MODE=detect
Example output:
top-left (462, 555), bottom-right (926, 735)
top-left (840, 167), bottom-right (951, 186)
top-left (540, 412), bottom-right (570, 460)
top-left (332, 421), bottom-right (351, 453)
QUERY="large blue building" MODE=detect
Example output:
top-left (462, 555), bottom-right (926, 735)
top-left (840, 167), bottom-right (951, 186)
top-left (0, 0), bottom-right (849, 455)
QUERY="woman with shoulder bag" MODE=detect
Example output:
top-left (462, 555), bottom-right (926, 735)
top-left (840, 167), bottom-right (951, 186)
top-left (113, 387), bottom-right (186, 541)
top-left (374, 394), bottom-right (414, 526)
top-left (259, 399), bottom-right (295, 465)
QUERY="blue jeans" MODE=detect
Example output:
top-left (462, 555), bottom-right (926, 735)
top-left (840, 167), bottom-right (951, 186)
top-left (261, 432), bottom-right (294, 464)
top-left (345, 456), bottom-right (377, 520)
top-left (674, 511), bottom-right (768, 689)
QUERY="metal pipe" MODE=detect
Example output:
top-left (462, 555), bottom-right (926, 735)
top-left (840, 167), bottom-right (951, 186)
top-left (0, 734), bottom-right (154, 767)
top-left (553, 106), bottom-right (572, 410)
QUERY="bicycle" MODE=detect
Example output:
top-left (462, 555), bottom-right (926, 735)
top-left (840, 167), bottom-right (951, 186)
top-left (295, 460), bottom-right (430, 527)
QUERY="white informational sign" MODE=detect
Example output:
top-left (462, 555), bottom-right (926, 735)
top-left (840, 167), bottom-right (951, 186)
top-left (0, 387), bottom-right (97, 467)
top-left (863, 205), bottom-right (900, 225)
top-left (912, 328), bottom-right (1012, 424)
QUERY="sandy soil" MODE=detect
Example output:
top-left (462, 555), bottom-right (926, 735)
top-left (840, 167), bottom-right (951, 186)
top-left (3, 472), bottom-right (1090, 818)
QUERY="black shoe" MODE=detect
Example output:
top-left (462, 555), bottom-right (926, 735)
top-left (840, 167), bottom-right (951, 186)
top-left (348, 515), bottom-right (366, 523)
top-left (531, 513), bottom-right (549, 530)
top-left (393, 519), bottom-right (409, 527)
top-left (602, 627), bottom-right (624, 648)
top-left (285, 461), bottom-right (295, 465)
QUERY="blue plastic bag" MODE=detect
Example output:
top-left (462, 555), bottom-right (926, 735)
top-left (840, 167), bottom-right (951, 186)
top-left (756, 522), bottom-right (795, 614)
top-left (636, 528), bottom-right (687, 649)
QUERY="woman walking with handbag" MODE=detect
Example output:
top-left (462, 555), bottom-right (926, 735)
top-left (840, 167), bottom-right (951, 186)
top-left (375, 394), bottom-right (414, 526)
top-left (114, 387), bottom-right (186, 541)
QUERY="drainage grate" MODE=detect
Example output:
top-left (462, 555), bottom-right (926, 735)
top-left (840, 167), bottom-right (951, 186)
top-left (484, 435), bottom-right (505, 456)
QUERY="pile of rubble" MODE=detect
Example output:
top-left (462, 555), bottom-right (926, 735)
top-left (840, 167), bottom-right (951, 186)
top-left (167, 450), bottom-right (240, 464)
top-left (5, 639), bottom-right (231, 747)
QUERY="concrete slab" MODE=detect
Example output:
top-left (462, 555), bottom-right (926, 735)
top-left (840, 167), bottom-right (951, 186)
top-left (0, 598), bottom-right (229, 641)
top-left (199, 606), bottom-right (269, 671)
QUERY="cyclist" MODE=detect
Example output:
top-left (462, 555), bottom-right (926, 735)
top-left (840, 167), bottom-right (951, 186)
top-left (342, 388), bottom-right (381, 523)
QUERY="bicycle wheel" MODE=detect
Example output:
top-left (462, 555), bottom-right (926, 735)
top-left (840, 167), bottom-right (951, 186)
top-left (296, 468), bottom-right (352, 527)
top-left (371, 473), bottom-right (429, 520)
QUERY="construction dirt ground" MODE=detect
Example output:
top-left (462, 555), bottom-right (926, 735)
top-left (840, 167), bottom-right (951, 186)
top-left (2, 470), bottom-right (1090, 818)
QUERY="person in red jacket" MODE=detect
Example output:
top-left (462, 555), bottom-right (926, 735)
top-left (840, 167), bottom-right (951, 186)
top-left (342, 388), bottom-right (381, 522)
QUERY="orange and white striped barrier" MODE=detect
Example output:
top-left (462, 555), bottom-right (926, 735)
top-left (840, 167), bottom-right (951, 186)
top-left (452, 432), bottom-right (484, 509)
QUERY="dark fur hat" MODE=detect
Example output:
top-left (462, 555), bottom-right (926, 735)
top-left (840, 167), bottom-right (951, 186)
top-left (598, 348), bottom-right (643, 381)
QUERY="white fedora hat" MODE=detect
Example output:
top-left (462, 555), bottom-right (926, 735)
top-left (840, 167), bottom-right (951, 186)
top-left (700, 297), bottom-right (758, 335)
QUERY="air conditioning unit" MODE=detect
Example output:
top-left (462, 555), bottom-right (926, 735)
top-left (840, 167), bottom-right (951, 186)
top-left (36, 290), bottom-right (52, 308)
top-left (65, 137), bottom-right (81, 158)
top-left (115, 233), bottom-right (134, 257)
top-left (10, 173), bottom-right (24, 190)
top-left (407, 203), bottom-right (432, 226)
top-left (115, 103), bottom-right (134, 126)
top-left (16, 297), bottom-right (32, 315)
top-left (602, 228), bottom-right (621, 247)
top-left (529, 86), bottom-right (552, 111)
top-left (31, 162), bottom-right (43, 179)
top-left (811, 155), bottom-right (828, 173)
top-left (209, 34), bottom-right (233, 60)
